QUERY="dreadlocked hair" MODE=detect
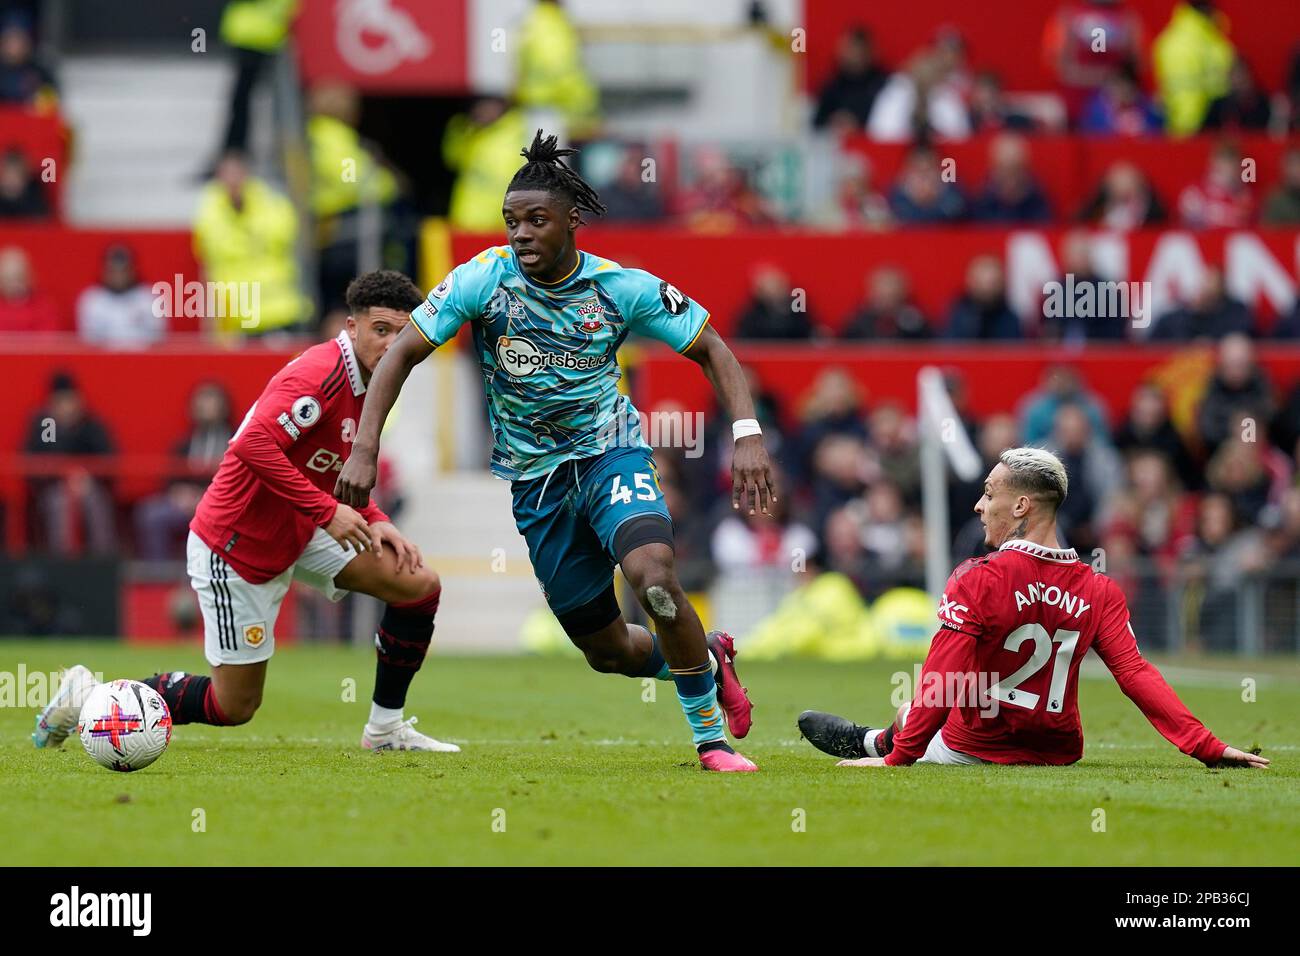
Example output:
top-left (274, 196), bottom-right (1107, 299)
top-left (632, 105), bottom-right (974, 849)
top-left (507, 129), bottom-right (607, 221)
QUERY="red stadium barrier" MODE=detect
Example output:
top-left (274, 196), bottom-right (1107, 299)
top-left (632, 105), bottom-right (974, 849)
top-left (0, 225), bottom-right (199, 332)
top-left (4, 340), bottom-right (297, 500)
top-left (804, 0), bottom-right (1298, 95)
top-left (0, 107), bottom-right (69, 217)
top-left (450, 227), bottom-right (1300, 337)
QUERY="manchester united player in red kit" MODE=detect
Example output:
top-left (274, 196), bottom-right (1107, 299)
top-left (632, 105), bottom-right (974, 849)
top-left (34, 271), bottom-right (458, 753)
top-left (799, 447), bottom-right (1269, 770)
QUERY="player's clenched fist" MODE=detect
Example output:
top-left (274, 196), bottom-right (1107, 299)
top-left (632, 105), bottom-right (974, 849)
top-left (334, 451), bottom-right (377, 509)
top-left (325, 502), bottom-right (375, 554)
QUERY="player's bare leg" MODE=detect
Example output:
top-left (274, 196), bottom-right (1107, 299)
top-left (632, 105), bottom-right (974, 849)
top-left (619, 542), bottom-right (756, 772)
top-left (334, 541), bottom-right (459, 753)
top-left (210, 661), bottom-right (267, 724)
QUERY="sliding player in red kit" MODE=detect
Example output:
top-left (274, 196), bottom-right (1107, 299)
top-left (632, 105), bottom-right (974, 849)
top-left (799, 447), bottom-right (1268, 770)
top-left (34, 271), bottom-right (458, 753)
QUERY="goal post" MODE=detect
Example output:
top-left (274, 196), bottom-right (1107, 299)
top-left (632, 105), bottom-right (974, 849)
top-left (917, 366), bottom-right (982, 599)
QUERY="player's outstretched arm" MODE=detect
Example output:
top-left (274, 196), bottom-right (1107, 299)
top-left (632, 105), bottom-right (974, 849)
top-left (1093, 585), bottom-right (1265, 767)
top-left (336, 323), bottom-right (432, 507)
top-left (682, 325), bottom-right (776, 515)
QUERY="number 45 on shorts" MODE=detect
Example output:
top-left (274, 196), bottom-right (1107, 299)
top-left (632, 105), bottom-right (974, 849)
top-left (609, 473), bottom-right (658, 505)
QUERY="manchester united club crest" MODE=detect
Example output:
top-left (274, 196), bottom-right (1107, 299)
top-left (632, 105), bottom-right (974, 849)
top-left (574, 297), bottom-right (606, 333)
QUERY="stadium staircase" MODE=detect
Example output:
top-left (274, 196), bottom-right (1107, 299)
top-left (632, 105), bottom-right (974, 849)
top-left (59, 54), bottom-right (248, 226)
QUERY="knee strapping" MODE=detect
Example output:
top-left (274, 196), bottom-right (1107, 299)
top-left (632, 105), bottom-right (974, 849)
top-left (645, 584), bottom-right (678, 622)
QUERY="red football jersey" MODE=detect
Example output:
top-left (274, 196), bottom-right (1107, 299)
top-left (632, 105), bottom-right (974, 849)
top-left (887, 539), bottom-right (1226, 766)
top-left (190, 331), bottom-right (388, 584)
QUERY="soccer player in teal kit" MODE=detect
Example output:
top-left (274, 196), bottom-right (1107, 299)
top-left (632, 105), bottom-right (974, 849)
top-left (337, 132), bottom-right (776, 771)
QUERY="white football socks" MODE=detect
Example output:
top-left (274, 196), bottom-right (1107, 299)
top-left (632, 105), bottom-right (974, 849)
top-left (368, 703), bottom-right (403, 731)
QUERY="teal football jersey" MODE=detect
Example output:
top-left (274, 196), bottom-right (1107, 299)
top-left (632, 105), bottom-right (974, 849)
top-left (411, 246), bottom-right (710, 480)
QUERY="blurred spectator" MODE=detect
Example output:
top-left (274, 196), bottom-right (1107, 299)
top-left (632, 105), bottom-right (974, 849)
top-left (866, 402), bottom-right (921, 504)
top-left (1260, 147), bottom-right (1300, 225)
top-left (1078, 62), bottom-right (1162, 136)
top-left (793, 366), bottom-right (868, 499)
top-left (944, 255), bottom-right (1021, 340)
top-left (808, 433), bottom-right (870, 539)
top-left (825, 153), bottom-right (891, 230)
top-left (193, 150), bottom-right (309, 337)
top-left (1019, 364), bottom-right (1110, 446)
top-left (1202, 57), bottom-right (1271, 131)
top-left (1196, 333), bottom-right (1273, 454)
top-left (1113, 383), bottom-right (1197, 482)
top-left (1270, 378), bottom-right (1300, 458)
top-left (75, 244), bottom-right (164, 348)
top-left (1077, 161), bottom-right (1166, 229)
top-left (797, 367), bottom-right (869, 456)
top-left (678, 148), bottom-right (776, 230)
top-left (1042, 0), bottom-right (1145, 122)
top-left (1206, 436), bottom-right (1289, 527)
top-left (859, 481), bottom-right (912, 580)
top-left (1177, 142), bottom-right (1253, 229)
top-left (1047, 401), bottom-right (1122, 552)
top-left (1178, 492), bottom-right (1266, 650)
top-left (1152, 0), bottom-right (1235, 136)
top-left (1263, 487), bottom-right (1300, 565)
top-left (0, 10), bottom-right (56, 109)
top-left (813, 26), bottom-right (889, 134)
top-left (215, 0), bottom-right (300, 155)
top-left (598, 149), bottom-right (665, 222)
top-left (1150, 267), bottom-right (1252, 340)
top-left (23, 372), bottom-right (116, 554)
top-left (821, 504), bottom-right (873, 595)
top-left (134, 383), bottom-right (234, 560)
top-left (0, 245), bottom-right (58, 332)
top-left (1287, 42), bottom-right (1300, 132)
top-left (1041, 231), bottom-right (1129, 342)
top-left (443, 96), bottom-right (529, 232)
top-left (967, 71), bottom-right (1037, 134)
top-left (1109, 450), bottom-right (1197, 559)
top-left (970, 133), bottom-right (1052, 223)
top-left (841, 265), bottom-right (930, 339)
top-left (309, 83), bottom-right (413, 310)
top-left (0, 146), bottom-right (49, 218)
top-left (515, 0), bottom-right (600, 138)
top-left (867, 43), bottom-right (971, 143)
top-left (887, 146), bottom-right (966, 224)
top-left (735, 265), bottom-right (818, 340)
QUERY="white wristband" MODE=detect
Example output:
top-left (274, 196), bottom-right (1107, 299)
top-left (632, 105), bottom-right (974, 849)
top-left (732, 419), bottom-right (762, 441)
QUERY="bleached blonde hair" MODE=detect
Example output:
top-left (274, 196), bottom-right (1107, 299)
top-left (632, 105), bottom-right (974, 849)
top-left (998, 446), bottom-right (1068, 510)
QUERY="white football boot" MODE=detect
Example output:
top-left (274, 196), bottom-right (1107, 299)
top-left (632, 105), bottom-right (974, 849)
top-left (32, 665), bottom-right (99, 748)
top-left (361, 716), bottom-right (461, 753)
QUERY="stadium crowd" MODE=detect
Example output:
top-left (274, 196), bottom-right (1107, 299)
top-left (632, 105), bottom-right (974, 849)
top-left (3, 1), bottom-right (1300, 652)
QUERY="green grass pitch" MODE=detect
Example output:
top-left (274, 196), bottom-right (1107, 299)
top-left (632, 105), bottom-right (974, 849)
top-left (2, 640), bottom-right (1296, 866)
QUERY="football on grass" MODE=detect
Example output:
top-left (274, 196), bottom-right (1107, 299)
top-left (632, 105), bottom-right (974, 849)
top-left (78, 679), bottom-right (172, 772)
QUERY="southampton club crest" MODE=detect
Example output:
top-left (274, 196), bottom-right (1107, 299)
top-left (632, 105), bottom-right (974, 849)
top-left (574, 297), bottom-right (607, 333)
